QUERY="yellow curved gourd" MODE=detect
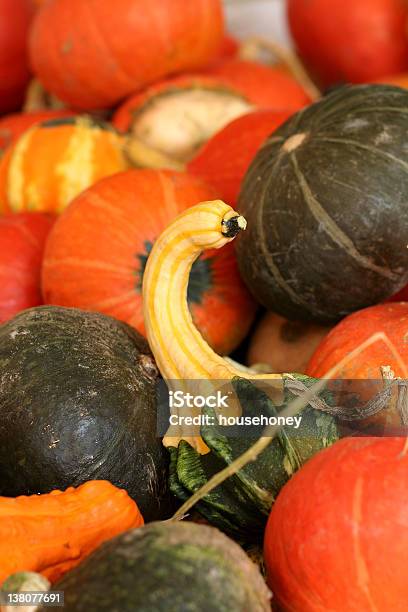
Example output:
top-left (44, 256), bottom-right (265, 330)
top-left (142, 200), bottom-right (284, 454)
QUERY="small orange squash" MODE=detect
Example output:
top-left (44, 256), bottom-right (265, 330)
top-left (0, 116), bottom-right (128, 215)
top-left (42, 169), bottom-right (256, 356)
top-left (0, 480), bottom-right (143, 585)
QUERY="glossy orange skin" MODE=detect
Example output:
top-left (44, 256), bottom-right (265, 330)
top-left (288, 0), bottom-right (408, 87)
top-left (0, 110), bottom-right (75, 155)
top-left (0, 0), bottom-right (34, 114)
top-left (42, 169), bottom-right (256, 355)
top-left (29, 0), bottom-right (224, 110)
top-left (188, 110), bottom-right (291, 205)
top-left (264, 437), bottom-right (408, 611)
top-left (206, 59), bottom-right (311, 110)
top-left (0, 212), bottom-right (54, 324)
top-left (306, 303), bottom-right (408, 379)
top-left (0, 480), bottom-right (143, 584)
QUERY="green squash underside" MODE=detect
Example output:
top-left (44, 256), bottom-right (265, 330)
top-left (169, 376), bottom-right (340, 542)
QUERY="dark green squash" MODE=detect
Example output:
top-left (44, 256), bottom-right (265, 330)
top-left (237, 84), bottom-right (408, 323)
top-left (0, 306), bottom-right (171, 521)
top-left (169, 377), bottom-right (340, 543)
top-left (44, 522), bottom-right (271, 612)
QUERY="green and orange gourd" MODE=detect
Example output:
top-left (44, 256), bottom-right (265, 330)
top-left (141, 200), bottom-right (395, 540)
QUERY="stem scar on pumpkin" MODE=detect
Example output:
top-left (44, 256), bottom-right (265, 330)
top-left (282, 132), bottom-right (308, 153)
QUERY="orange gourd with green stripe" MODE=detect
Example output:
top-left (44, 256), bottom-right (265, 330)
top-left (0, 116), bottom-right (128, 214)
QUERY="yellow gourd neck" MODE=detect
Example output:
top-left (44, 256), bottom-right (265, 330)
top-left (142, 200), bottom-right (282, 452)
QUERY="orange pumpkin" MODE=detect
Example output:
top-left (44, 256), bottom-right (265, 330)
top-left (306, 303), bottom-right (408, 380)
top-left (287, 0), bottom-right (408, 87)
top-left (264, 437), bottom-right (408, 611)
top-left (29, 0), bottom-right (224, 110)
top-left (0, 116), bottom-right (128, 214)
top-left (0, 110), bottom-right (75, 156)
top-left (42, 169), bottom-right (256, 355)
top-left (306, 303), bottom-right (408, 431)
top-left (0, 480), bottom-right (143, 585)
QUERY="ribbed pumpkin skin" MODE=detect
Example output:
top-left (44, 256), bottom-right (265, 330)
top-left (264, 437), bottom-right (408, 611)
top-left (306, 303), bottom-right (408, 379)
top-left (29, 0), bottom-right (224, 110)
top-left (0, 117), bottom-right (128, 214)
top-left (237, 85), bottom-right (408, 324)
top-left (48, 522), bottom-right (271, 612)
top-left (42, 170), bottom-right (256, 355)
top-left (0, 110), bottom-right (75, 156)
top-left (0, 212), bottom-right (54, 323)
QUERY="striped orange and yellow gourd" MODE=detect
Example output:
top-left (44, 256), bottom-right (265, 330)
top-left (0, 116), bottom-right (128, 214)
top-left (142, 199), bottom-right (285, 453)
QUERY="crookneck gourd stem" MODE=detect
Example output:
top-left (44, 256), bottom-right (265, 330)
top-left (142, 200), bottom-right (283, 453)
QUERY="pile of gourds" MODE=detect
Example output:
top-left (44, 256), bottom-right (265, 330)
top-left (0, 1), bottom-right (407, 611)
